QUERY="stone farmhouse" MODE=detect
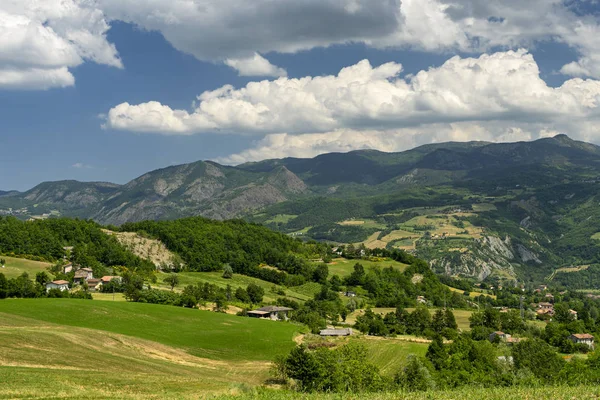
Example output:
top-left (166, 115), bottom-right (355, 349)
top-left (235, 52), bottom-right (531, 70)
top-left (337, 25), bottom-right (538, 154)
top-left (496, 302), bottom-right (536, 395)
top-left (569, 333), bottom-right (594, 348)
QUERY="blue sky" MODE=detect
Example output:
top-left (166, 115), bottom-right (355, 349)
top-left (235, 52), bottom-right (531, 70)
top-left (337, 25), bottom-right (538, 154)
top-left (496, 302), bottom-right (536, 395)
top-left (1, 1), bottom-right (600, 191)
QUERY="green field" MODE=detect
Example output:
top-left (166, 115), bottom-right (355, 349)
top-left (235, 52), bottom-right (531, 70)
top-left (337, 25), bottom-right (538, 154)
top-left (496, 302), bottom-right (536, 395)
top-left (0, 299), bottom-right (299, 361)
top-left (0, 256), bottom-right (52, 279)
top-left (92, 292), bottom-right (126, 301)
top-left (353, 337), bottom-right (428, 375)
top-left (0, 299), bottom-right (301, 398)
top-left (327, 258), bottom-right (408, 278)
top-left (156, 271), bottom-right (314, 303)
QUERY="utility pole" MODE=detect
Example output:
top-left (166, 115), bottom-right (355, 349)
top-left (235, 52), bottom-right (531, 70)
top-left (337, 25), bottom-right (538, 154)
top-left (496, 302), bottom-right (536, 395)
top-left (520, 295), bottom-right (524, 320)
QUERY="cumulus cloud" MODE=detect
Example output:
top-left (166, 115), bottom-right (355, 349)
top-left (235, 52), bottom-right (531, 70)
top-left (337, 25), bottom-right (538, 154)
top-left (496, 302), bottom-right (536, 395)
top-left (5, 0), bottom-right (600, 89)
top-left (225, 53), bottom-right (287, 77)
top-left (0, 67), bottom-right (74, 90)
top-left (0, 0), bottom-right (121, 90)
top-left (95, 0), bottom-right (600, 77)
top-left (105, 50), bottom-right (600, 137)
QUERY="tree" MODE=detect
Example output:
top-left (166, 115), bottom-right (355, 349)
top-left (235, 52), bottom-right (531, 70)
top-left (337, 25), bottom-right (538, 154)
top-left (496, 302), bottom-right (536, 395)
top-left (554, 303), bottom-right (575, 324)
top-left (313, 264), bottom-right (329, 284)
top-left (246, 283), bottom-right (264, 304)
top-left (426, 335), bottom-right (447, 370)
top-left (163, 273), bottom-right (180, 291)
top-left (513, 338), bottom-right (565, 383)
top-left (222, 264), bottom-right (233, 279)
top-left (35, 271), bottom-right (51, 286)
top-left (396, 355), bottom-right (436, 391)
top-left (235, 287), bottom-right (251, 303)
top-left (329, 274), bottom-right (342, 291)
top-left (285, 345), bottom-right (324, 392)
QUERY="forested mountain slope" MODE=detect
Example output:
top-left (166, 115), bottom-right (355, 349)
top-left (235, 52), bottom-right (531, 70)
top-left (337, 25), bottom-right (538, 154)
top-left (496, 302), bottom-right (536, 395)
top-left (2, 135), bottom-right (599, 284)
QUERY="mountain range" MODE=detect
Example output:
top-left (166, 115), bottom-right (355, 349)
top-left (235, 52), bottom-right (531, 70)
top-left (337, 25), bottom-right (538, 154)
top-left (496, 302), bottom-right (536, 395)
top-left (2, 134), bottom-right (600, 284)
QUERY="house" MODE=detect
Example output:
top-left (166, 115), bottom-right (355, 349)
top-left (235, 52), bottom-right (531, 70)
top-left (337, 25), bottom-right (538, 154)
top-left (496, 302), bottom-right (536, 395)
top-left (73, 268), bottom-right (93, 284)
top-left (569, 309), bottom-right (578, 320)
top-left (247, 306), bottom-right (293, 321)
top-left (538, 302), bottom-right (554, 311)
top-left (569, 333), bottom-right (594, 348)
top-left (344, 291), bottom-right (357, 297)
top-left (545, 293), bottom-right (554, 300)
top-left (417, 296), bottom-right (427, 304)
top-left (85, 279), bottom-right (102, 291)
top-left (538, 285), bottom-right (548, 291)
top-left (46, 280), bottom-right (69, 292)
top-left (63, 263), bottom-right (74, 274)
top-left (101, 276), bottom-right (122, 284)
top-left (489, 331), bottom-right (512, 342)
top-left (320, 328), bottom-right (353, 337)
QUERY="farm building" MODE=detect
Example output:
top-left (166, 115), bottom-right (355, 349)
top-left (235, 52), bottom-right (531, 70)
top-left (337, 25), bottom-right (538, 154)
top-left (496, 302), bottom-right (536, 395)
top-left (63, 263), bottom-right (74, 274)
top-left (489, 331), bottom-right (512, 342)
top-left (319, 328), bottom-right (353, 337)
top-left (45, 280), bottom-right (69, 292)
top-left (86, 279), bottom-right (102, 291)
top-left (73, 268), bottom-right (93, 284)
top-left (101, 276), bottom-right (122, 284)
top-left (569, 333), bottom-right (594, 348)
top-left (247, 306), bottom-right (293, 321)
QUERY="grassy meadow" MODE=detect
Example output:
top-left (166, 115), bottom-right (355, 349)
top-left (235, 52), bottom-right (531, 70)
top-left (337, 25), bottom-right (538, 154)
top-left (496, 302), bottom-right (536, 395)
top-left (0, 299), bottom-right (300, 361)
top-left (155, 271), bottom-right (318, 303)
top-left (0, 256), bottom-right (52, 279)
top-left (326, 258), bottom-right (408, 278)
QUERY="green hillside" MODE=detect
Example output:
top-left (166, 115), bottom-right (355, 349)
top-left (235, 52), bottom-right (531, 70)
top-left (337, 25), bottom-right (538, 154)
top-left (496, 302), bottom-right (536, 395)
top-left (0, 299), bottom-right (299, 361)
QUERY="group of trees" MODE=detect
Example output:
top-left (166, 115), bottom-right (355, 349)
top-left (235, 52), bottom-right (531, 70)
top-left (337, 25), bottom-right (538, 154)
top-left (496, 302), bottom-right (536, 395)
top-left (121, 270), bottom-right (265, 311)
top-left (0, 272), bottom-right (91, 300)
top-left (0, 217), bottom-right (156, 276)
top-left (355, 306), bottom-right (457, 339)
top-left (120, 217), bottom-right (330, 287)
top-left (278, 333), bottom-right (600, 394)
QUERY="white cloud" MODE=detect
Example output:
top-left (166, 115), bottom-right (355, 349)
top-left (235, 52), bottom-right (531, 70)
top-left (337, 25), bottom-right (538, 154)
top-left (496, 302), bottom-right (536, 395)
top-left (72, 162), bottom-right (93, 169)
top-left (0, 67), bottom-right (74, 90)
top-left (0, 0), bottom-right (121, 90)
top-left (105, 50), bottom-right (600, 136)
top-left (224, 53), bottom-right (287, 77)
top-left (95, 0), bottom-right (600, 77)
top-left (5, 0), bottom-right (600, 90)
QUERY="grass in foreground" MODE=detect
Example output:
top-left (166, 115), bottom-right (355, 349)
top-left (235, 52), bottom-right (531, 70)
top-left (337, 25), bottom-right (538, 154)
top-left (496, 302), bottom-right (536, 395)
top-left (216, 385), bottom-right (600, 400)
top-left (0, 298), bottom-right (299, 361)
top-left (0, 256), bottom-right (52, 279)
top-left (0, 313), bottom-right (271, 398)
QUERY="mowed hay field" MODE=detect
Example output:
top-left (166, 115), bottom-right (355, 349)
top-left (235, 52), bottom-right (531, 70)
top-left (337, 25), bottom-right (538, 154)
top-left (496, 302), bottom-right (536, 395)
top-left (326, 258), bottom-right (408, 278)
top-left (0, 256), bottom-right (52, 279)
top-left (0, 299), bottom-right (301, 398)
top-left (155, 271), bottom-right (318, 303)
top-left (0, 299), bottom-right (299, 361)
